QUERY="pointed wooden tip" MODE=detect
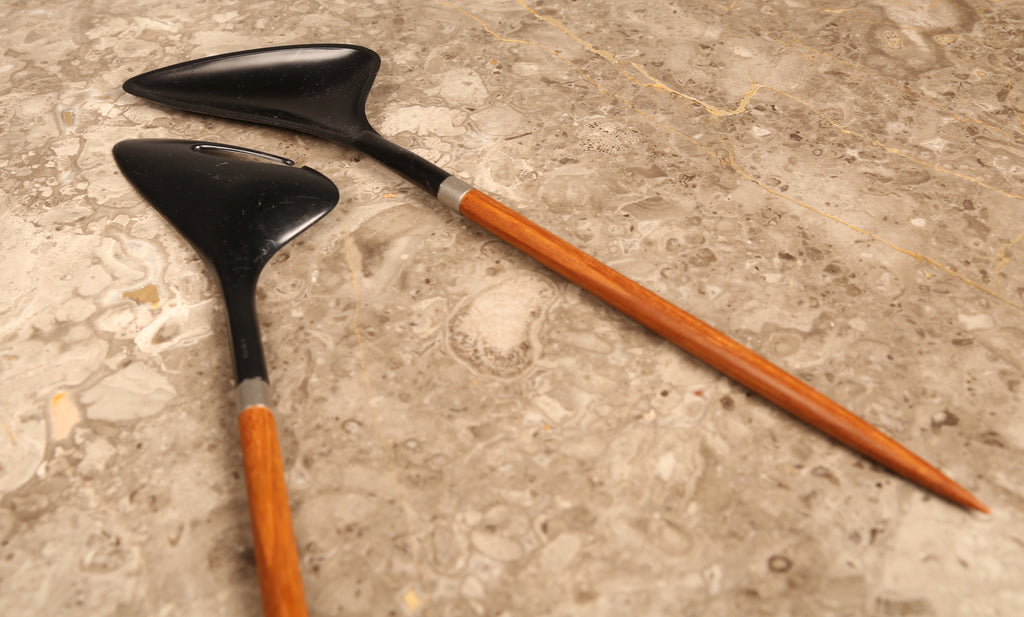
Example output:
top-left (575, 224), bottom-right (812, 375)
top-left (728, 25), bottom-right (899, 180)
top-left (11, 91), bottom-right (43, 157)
top-left (456, 190), bottom-right (990, 515)
top-left (970, 499), bottom-right (992, 515)
top-left (948, 484), bottom-right (990, 514)
top-left (921, 464), bottom-right (989, 513)
top-left (823, 420), bottom-right (990, 514)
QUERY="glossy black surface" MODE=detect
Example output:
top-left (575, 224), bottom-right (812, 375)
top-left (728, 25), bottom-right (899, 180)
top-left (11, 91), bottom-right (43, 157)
top-left (113, 139), bottom-right (339, 382)
top-left (124, 44), bottom-right (451, 195)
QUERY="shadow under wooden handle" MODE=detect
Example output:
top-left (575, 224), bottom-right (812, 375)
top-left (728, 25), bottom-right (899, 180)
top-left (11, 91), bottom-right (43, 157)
top-left (238, 404), bottom-right (309, 617)
top-left (458, 188), bottom-right (987, 512)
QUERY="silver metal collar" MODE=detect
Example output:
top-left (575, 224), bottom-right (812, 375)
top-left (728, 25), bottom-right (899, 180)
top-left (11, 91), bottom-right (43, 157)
top-left (236, 377), bottom-right (271, 411)
top-left (437, 176), bottom-right (473, 212)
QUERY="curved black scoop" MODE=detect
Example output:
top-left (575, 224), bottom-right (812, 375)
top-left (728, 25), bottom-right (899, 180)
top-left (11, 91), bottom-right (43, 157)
top-left (124, 44), bottom-right (450, 194)
top-left (113, 139), bottom-right (339, 381)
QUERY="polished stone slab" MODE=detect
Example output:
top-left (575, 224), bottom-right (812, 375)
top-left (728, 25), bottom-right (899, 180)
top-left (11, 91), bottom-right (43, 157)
top-left (2, 1), bottom-right (1022, 615)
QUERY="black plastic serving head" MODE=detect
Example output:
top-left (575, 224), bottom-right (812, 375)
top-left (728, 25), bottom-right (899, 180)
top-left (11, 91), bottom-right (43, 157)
top-left (124, 45), bottom-right (381, 145)
top-left (113, 139), bottom-right (338, 278)
top-left (113, 138), bottom-right (339, 381)
top-left (123, 44), bottom-right (453, 196)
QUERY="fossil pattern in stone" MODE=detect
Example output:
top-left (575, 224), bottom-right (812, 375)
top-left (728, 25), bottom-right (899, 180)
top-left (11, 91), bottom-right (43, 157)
top-left (447, 273), bottom-right (556, 377)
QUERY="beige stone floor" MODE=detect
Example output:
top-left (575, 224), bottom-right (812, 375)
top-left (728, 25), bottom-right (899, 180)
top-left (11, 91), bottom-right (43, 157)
top-left (2, 1), bottom-right (1023, 615)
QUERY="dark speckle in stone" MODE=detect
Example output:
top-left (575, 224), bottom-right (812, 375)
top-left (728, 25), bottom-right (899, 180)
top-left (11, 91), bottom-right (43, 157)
top-left (768, 555), bottom-right (793, 572)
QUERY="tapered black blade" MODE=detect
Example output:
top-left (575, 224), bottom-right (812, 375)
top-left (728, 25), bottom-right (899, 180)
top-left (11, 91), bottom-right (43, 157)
top-left (113, 138), bottom-right (339, 276)
top-left (124, 45), bottom-right (381, 144)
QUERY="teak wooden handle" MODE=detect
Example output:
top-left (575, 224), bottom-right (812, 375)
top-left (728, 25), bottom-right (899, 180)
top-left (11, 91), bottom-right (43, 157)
top-left (238, 405), bottom-right (309, 617)
top-left (458, 188), bottom-right (987, 512)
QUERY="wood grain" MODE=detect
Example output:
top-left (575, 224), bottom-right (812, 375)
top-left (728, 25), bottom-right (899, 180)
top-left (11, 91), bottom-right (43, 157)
top-left (238, 404), bottom-right (309, 616)
top-left (459, 189), bottom-right (987, 512)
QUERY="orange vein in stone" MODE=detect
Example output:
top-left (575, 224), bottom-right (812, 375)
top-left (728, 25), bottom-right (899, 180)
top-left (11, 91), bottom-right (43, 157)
top-left (764, 87), bottom-right (1024, 201)
top-left (515, 0), bottom-right (760, 116)
top-left (438, 1), bottom-right (1022, 310)
top-left (434, 0), bottom-right (582, 69)
top-left (717, 18), bottom-right (1023, 306)
top-left (517, 0), bottom-right (1016, 184)
top-left (443, 1), bottom-right (733, 164)
top-left (994, 230), bottom-right (1024, 296)
top-left (627, 62), bottom-right (762, 117)
top-left (762, 28), bottom-right (1013, 138)
top-left (631, 97), bottom-right (1023, 309)
top-left (517, 0), bottom-right (618, 61)
top-left (722, 150), bottom-right (1023, 309)
top-left (517, 1), bottom-right (1022, 201)
top-left (716, 11), bottom-right (1017, 196)
top-left (717, 1), bottom-right (1020, 137)
top-left (930, 37), bottom-right (1024, 135)
top-left (434, 1), bottom-right (530, 46)
top-left (435, 0), bottom-right (735, 125)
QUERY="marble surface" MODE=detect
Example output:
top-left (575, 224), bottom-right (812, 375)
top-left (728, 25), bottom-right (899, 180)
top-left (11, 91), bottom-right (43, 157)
top-left (3, 1), bottom-right (1024, 615)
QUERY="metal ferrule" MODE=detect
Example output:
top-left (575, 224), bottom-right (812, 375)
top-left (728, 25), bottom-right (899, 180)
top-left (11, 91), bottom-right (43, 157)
top-left (437, 176), bottom-right (473, 212)
top-left (236, 377), bottom-right (271, 411)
